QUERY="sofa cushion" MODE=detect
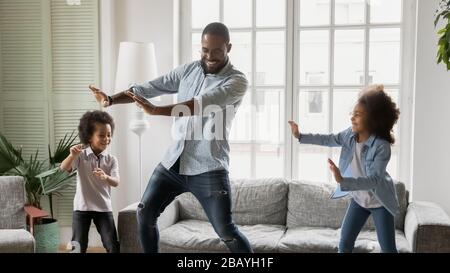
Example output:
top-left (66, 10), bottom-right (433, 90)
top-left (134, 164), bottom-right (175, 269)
top-left (278, 227), bottom-right (340, 253)
top-left (160, 219), bottom-right (286, 253)
top-left (0, 176), bottom-right (26, 229)
top-left (0, 229), bottom-right (35, 253)
top-left (287, 180), bottom-right (408, 230)
top-left (278, 227), bottom-right (411, 253)
top-left (287, 181), bottom-right (349, 229)
top-left (178, 178), bottom-right (289, 226)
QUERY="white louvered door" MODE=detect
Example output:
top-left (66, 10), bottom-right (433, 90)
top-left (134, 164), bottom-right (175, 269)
top-left (0, 0), bottom-right (50, 161)
top-left (0, 0), bottom-right (100, 226)
top-left (50, 0), bottom-right (100, 226)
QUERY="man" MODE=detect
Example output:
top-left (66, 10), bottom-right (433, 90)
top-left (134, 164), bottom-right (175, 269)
top-left (89, 22), bottom-right (253, 253)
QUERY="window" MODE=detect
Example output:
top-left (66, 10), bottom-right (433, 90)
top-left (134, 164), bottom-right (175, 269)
top-left (295, 0), bottom-right (402, 183)
top-left (184, 0), bottom-right (287, 179)
top-left (181, 0), bottom-right (408, 183)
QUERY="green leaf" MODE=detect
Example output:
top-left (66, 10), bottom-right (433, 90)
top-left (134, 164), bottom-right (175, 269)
top-left (435, 10), bottom-right (448, 25)
top-left (0, 133), bottom-right (23, 173)
top-left (439, 35), bottom-right (447, 45)
top-left (0, 131), bottom-right (79, 209)
top-left (37, 167), bottom-right (76, 195)
top-left (435, 14), bottom-right (442, 27)
top-left (443, 51), bottom-right (449, 65)
top-left (49, 130), bottom-right (78, 166)
top-left (439, 43), bottom-right (445, 55)
top-left (35, 167), bottom-right (61, 179)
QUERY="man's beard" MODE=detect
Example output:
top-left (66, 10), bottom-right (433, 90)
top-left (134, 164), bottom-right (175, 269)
top-left (201, 57), bottom-right (228, 74)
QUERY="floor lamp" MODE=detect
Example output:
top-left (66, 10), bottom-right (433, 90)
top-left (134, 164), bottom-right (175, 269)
top-left (114, 42), bottom-right (158, 198)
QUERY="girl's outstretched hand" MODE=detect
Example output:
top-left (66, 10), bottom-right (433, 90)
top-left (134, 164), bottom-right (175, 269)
top-left (328, 158), bottom-right (343, 183)
top-left (288, 121), bottom-right (301, 139)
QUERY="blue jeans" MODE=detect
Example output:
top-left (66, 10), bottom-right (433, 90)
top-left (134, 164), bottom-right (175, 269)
top-left (339, 199), bottom-right (398, 253)
top-left (137, 160), bottom-right (253, 253)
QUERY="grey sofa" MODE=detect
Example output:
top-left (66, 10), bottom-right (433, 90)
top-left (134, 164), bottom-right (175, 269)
top-left (118, 178), bottom-right (450, 253)
top-left (0, 176), bottom-right (35, 253)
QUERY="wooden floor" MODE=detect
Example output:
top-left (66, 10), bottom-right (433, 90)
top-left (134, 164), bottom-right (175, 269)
top-left (58, 245), bottom-right (106, 253)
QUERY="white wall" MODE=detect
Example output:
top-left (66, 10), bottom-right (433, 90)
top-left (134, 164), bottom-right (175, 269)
top-left (107, 0), bottom-right (176, 217)
top-left (411, 0), bottom-right (450, 214)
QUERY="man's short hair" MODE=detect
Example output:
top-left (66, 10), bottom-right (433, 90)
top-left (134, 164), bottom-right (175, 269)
top-left (202, 22), bottom-right (230, 44)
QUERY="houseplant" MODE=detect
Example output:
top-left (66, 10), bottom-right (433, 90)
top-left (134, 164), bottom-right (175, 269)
top-left (0, 131), bottom-right (78, 252)
top-left (435, 0), bottom-right (450, 70)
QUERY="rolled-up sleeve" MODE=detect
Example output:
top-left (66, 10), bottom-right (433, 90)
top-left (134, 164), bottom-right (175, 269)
top-left (299, 128), bottom-right (351, 147)
top-left (130, 64), bottom-right (187, 99)
top-left (194, 74), bottom-right (248, 113)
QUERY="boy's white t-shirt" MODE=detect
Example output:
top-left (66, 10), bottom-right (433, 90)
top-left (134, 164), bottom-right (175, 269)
top-left (71, 147), bottom-right (119, 212)
top-left (350, 141), bottom-right (382, 209)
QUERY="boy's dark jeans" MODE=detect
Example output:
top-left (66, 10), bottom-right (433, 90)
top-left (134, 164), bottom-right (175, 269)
top-left (72, 211), bottom-right (120, 253)
top-left (137, 159), bottom-right (253, 253)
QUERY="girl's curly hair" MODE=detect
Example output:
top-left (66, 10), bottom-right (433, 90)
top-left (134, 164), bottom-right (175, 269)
top-left (358, 85), bottom-right (400, 144)
top-left (78, 110), bottom-right (115, 145)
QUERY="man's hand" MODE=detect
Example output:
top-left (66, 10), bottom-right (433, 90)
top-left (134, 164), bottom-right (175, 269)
top-left (328, 158), bottom-right (343, 183)
top-left (93, 168), bottom-right (108, 181)
top-left (126, 90), bottom-right (157, 115)
top-left (89, 85), bottom-right (110, 108)
top-left (69, 144), bottom-right (83, 157)
top-left (288, 121), bottom-right (301, 139)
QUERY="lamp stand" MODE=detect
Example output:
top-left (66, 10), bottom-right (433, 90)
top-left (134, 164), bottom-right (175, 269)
top-left (129, 109), bottom-right (149, 198)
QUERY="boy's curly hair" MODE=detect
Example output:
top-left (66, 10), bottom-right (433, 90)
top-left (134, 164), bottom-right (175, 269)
top-left (358, 85), bottom-right (400, 144)
top-left (78, 110), bottom-right (115, 145)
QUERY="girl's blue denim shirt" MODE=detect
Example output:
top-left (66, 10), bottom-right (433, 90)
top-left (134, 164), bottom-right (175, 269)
top-left (299, 127), bottom-right (400, 216)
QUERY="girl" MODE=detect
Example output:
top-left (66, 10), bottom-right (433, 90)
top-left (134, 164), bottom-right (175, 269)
top-left (288, 84), bottom-right (400, 253)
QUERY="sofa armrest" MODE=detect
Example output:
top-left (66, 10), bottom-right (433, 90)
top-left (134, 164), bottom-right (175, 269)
top-left (118, 199), bottom-right (179, 253)
top-left (404, 201), bottom-right (450, 252)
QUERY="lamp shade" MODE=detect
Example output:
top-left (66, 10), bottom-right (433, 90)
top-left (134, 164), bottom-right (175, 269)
top-left (114, 42), bottom-right (158, 91)
top-left (114, 43), bottom-right (158, 198)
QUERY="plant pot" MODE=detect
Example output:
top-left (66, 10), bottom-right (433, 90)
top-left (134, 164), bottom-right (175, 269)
top-left (33, 218), bottom-right (60, 253)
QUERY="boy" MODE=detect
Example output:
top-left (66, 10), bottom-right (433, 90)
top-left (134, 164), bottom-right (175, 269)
top-left (60, 110), bottom-right (120, 253)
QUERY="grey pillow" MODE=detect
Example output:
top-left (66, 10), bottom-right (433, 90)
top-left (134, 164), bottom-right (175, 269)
top-left (178, 178), bottom-right (289, 226)
top-left (287, 180), bottom-right (408, 230)
top-left (287, 180), bottom-right (350, 229)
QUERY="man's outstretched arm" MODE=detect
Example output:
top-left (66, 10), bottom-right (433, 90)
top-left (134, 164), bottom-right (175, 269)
top-left (126, 75), bottom-right (248, 117)
top-left (88, 63), bottom-right (186, 107)
top-left (126, 90), bottom-right (196, 116)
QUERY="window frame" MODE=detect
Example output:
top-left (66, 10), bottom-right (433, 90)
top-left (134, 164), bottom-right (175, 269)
top-left (179, 0), bottom-right (416, 186)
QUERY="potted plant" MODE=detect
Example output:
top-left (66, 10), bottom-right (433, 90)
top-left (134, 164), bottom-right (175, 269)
top-left (435, 0), bottom-right (450, 70)
top-left (0, 131), bottom-right (78, 253)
